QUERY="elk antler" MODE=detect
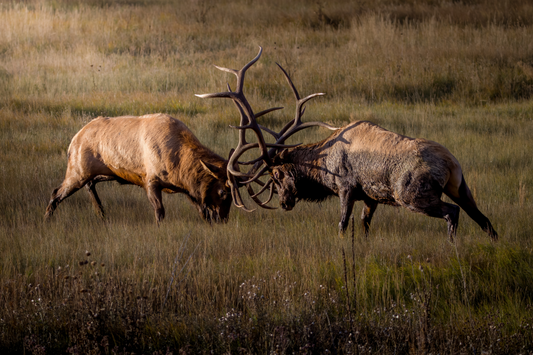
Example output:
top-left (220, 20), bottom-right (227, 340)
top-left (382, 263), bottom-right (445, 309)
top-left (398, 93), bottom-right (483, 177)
top-left (238, 62), bottom-right (340, 205)
top-left (196, 47), bottom-right (297, 211)
top-left (196, 47), bottom-right (339, 211)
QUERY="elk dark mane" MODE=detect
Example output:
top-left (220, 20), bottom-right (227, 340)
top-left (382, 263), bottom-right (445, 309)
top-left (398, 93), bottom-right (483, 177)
top-left (279, 149), bottom-right (335, 203)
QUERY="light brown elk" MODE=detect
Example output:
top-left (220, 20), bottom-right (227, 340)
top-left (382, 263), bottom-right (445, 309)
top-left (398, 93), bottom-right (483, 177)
top-left (197, 47), bottom-right (498, 242)
top-left (44, 113), bottom-right (232, 224)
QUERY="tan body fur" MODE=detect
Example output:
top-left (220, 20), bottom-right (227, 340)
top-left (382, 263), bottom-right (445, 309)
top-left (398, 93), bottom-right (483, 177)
top-left (271, 120), bottom-right (497, 241)
top-left (45, 113), bottom-right (232, 223)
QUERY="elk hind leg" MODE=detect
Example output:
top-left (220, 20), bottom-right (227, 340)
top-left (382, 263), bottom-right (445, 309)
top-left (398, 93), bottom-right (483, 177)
top-left (84, 175), bottom-right (123, 220)
top-left (85, 179), bottom-right (105, 220)
top-left (444, 176), bottom-right (498, 241)
top-left (44, 176), bottom-right (91, 219)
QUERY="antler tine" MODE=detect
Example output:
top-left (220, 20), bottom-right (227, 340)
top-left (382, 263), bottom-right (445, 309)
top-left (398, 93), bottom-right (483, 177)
top-left (225, 46), bottom-right (263, 92)
top-left (228, 173), bottom-right (255, 212)
top-left (225, 99), bottom-right (252, 179)
top-left (272, 63), bottom-right (339, 147)
top-left (278, 120), bottom-right (339, 144)
top-left (249, 176), bottom-right (274, 198)
top-left (255, 107), bottom-right (283, 121)
top-left (276, 62), bottom-right (301, 101)
top-left (195, 47), bottom-right (263, 117)
top-left (206, 47), bottom-right (263, 92)
top-left (240, 164), bottom-right (270, 185)
top-left (295, 93), bottom-right (325, 122)
top-left (276, 63), bottom-right (325, 123)
top-left (246, 178), bottom-right (277, 209)
top-left (226, 148), bottom-right (258, 212)
top-left (262, 178), bottom-right (277, 205)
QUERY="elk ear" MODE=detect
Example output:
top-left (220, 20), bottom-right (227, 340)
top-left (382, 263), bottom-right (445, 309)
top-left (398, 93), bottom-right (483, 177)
top-left (273, 149), bottom-right (288, 165)
top-left (200, 160), bottom-right (223, 179)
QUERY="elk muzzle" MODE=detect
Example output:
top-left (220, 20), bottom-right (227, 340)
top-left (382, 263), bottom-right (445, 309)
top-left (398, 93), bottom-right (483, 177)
top-left (278, 192), bottom-right (296, 211)
top-left (201, 203), bottom-right (231, 224)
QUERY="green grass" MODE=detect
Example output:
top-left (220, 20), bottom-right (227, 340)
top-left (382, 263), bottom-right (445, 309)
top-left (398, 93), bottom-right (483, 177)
top-left (1, 0), bottom-right (533, 353)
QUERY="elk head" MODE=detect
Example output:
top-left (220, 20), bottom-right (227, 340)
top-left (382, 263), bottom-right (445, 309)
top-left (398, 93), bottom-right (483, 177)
top-left (198, 159), bottom-right (232, 223)
top-left (270, 151), bottom-right (300, 211)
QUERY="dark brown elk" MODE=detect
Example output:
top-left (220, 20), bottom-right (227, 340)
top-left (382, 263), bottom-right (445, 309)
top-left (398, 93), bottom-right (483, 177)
top-left (198, 47), bottom-right (498, 242)
top-left (44, 113), bottom-right (232, 224)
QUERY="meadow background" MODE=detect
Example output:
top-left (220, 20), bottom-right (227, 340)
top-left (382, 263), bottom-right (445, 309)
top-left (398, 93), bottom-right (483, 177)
top-left (1, 0), bottom-right (533, 353)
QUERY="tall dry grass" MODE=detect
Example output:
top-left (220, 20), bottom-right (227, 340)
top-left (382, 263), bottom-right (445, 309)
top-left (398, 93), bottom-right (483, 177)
top-left (1, 0), bottom-right (533, 353)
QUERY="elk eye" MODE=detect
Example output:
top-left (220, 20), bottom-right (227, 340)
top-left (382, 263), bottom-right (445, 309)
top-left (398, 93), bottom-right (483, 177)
top-left (218, 189), bottom-right (227, 199)
top-left (273, 170), bottom-right (280, 179)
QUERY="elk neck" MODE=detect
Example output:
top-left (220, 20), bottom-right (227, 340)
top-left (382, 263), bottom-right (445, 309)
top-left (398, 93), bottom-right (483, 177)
top-left (281, 144), bottom-right (335, 202)
top-left (170, 131), bottom-right (228, 201)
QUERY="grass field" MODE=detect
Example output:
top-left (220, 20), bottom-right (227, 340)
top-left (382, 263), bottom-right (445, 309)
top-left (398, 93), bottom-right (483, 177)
top-left (1, 0), bottom-right (533, 353)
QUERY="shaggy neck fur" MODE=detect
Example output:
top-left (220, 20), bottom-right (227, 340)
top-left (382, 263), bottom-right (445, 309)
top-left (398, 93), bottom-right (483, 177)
top-left (283, 146), bottom-right (334, 202)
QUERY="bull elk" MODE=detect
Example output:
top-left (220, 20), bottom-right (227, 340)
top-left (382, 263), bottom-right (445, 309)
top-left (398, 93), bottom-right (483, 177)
top-left (44, 113), bottom-right (232, 224)
top-left (197, 47), bottom-right (498, 242)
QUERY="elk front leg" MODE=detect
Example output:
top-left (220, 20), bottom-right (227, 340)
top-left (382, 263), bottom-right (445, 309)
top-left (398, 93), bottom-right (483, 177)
top-left (146, 181), bottom-right (165, 224)
top-left (338, 188), bottom-right (356, 234)
top-left (361, 199), bottom-right (378, 238)
top-left (443, 205), bottom-right (460, 243)
top-left (412, 200), bottom-right (460, 243)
